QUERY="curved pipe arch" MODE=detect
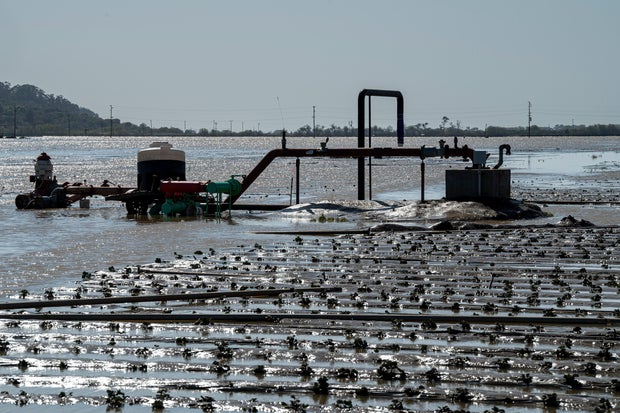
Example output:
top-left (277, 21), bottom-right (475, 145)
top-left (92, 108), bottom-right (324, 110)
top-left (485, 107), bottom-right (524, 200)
top-left (357, 89), bottom-right (404, 148)
top-left (357, 89), bottom-right (405, 200)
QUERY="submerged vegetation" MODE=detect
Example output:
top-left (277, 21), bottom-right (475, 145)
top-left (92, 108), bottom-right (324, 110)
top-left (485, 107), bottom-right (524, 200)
top-left (0, 225), bottom-right (617, 411)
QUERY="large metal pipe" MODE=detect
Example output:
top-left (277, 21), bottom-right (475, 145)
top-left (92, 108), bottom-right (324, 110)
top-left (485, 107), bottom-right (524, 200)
top-left (0, 287), bottom-right (342, 311)
top-left (64, 185), bottom-right (134, 197)
top-left (226, 146), bottom-right (474, 205)
top-left (357, 89), bottom-right (405, 147)
top-left (357, 89), bottom-right (405, 200)
top-left (1, 312), bottom-right (617, 326)
top-left (493, 144), bottom-right (512, 169)
top-left (295, 157), bottom-right (300, 204)
top-left (420, 161), bottom-right (425, 202)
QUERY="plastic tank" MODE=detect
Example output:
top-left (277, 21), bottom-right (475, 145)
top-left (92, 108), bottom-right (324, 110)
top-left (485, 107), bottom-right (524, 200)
top-left (34, 152), bottom-right (53, 180)
top-left (137, 142), bottom-right (186, 191)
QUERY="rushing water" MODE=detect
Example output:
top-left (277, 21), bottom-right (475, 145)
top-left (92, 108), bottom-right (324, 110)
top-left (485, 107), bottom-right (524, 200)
top-left (0, 135), bottom-right (618, 296)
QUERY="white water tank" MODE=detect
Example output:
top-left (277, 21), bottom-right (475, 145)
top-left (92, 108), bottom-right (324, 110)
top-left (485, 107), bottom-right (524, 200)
top-left (34, 152), bottom-right (53, 180)
top-left (137, 142), bottom-right (186, 191)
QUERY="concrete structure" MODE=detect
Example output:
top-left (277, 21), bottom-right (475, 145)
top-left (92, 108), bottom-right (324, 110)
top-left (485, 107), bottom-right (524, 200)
top-left (445, 169), bottom-right (511, 200)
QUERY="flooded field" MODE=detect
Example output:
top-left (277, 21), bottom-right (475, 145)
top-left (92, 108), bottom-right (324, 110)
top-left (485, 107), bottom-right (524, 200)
top-left (0, 225), bottom-right (618, 412)
top-left (0, 135), bottom-right (618, 411)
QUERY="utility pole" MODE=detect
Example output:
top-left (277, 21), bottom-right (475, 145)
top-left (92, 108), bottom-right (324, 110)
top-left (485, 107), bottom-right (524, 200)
top-left (110, 105), bottom-right (113, 137)
top-left (528, 101), bottom-right (532, 138)
top-left (229, 120), bottom-right (233, 132)
top-left (13, 105), bottom-right (17, 138)
top-left (312, 105), bottom-right (316, 138)
top-left (368, 97), bottom-right (372, 200)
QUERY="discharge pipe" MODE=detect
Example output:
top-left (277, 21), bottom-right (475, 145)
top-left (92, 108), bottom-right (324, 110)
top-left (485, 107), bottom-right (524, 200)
top-left (493, 144), bottom-right (511, 169)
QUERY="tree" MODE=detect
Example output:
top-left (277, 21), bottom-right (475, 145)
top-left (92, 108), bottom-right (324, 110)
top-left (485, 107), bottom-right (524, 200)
top-left (440, 116), bottom-right (449, 135)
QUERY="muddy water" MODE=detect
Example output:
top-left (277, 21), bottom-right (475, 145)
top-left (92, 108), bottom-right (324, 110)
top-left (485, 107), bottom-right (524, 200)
top-left (0, 135), bottom-right (619, 411)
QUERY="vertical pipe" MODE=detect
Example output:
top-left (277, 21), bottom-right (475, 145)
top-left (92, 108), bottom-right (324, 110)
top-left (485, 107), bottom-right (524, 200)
top-left (228, 183), bottom-right (233, 218)
top-left (295, 157), bottom-right (300, 205)
top-left (357, 93), bottom-right (366, 200)
top-left (368, 97), bottom-right (372, 200)
top-left (216, 193), bottom-right (222, 223)
top-left (420, 161), bottom-right (425, 202)
top-left (397, 102), bottom-right (404, 147)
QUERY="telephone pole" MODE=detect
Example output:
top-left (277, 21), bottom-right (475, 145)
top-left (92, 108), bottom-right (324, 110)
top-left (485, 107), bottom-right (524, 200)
top-left (110, 105), bottom-right (113, 137)
top-left (13, 105), bottom-right (17, 138)
top-left (528, 101), bottom-right (532, 138)
top-left (312, 105), bottom-right (316, 138)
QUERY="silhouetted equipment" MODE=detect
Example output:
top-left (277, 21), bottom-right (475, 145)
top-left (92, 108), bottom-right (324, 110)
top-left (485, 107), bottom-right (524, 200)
top-left (15, 90), bottom-right (513, 214)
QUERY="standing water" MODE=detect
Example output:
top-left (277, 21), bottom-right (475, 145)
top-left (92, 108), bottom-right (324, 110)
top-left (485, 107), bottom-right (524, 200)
top-left (0, 135), bottom-right (618, 412)
top-left (1, 135), bottom-right (619, 293)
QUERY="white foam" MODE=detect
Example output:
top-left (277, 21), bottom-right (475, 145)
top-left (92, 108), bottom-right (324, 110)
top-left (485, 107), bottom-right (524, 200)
top-left (280, 199), bottom-right (500, 222)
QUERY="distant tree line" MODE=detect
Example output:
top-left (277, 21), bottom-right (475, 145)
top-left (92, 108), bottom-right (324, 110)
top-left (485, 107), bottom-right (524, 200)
top-left (289, 122), bottom-right (620, 138)
top-left (0, 82), bottom-right (111, 136)
top-left (2, 82), bottom-right (619, 138)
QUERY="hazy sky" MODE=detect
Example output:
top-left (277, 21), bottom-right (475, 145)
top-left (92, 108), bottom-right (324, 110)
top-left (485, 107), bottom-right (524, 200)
top-left (2, 0), bottom-right (619, 132)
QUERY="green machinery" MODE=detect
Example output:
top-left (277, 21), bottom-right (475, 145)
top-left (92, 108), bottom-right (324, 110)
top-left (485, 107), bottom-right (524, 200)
top-left (158, 176), bottom-right (243, 218)
top-left (206, 176), bottom-right (243, 219)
